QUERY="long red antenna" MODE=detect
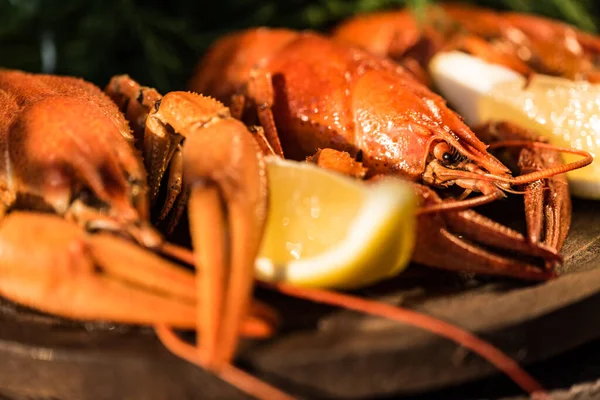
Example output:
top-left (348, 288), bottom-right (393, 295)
top-left (159, 243), bottom-right (550, 399)
top-left (485, 141), bottom-right (593, 184)
top-left (417, 191), bottom-right (504, 214)
top-left (155, 325), bottom-right (294, 400)
top-left (260, 282), bottom-right (550, 399)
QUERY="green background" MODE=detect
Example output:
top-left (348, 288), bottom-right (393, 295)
top-left (1, 0), bottom-right (599, 93)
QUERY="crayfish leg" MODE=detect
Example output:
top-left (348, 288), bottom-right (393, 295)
top-left (143, 109), bottom-right (184, 204)
top-left (473, 121), bottom-right (571, 255)
top-left (105, 74), bottom-right (162, 145)
top-left (246, 70), bottom-right (285, 157)
top-left (226, 90), bottom-right (278, 156)
top-left (166, 182), bottom-right (189, 236)
top-left (158, 143), bottom-right (184, 223)
top-left (229, 93), bottom-right (247, 120)
top-left (248, 125), bottom-right (279, 156)
top-left (105, 75), bottom-right (182, 206)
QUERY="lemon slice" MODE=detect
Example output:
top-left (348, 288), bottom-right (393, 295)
top-left (429, 51), bottom-right (600, 199)
top-left (255, 157), bottom-right (417, 290)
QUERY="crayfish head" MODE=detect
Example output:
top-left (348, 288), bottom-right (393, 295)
top-left (423, 140), bottom-right (512, 197)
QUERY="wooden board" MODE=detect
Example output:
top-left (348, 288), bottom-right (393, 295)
top-left (0, 198), bottom-right (599, 399)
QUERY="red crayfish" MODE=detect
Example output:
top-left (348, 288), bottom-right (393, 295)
top-left (190, 28), bottom-right (591, 282)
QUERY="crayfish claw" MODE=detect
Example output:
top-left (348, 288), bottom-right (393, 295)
top-left (0, 211), bottom-right (195, 326)
top-left (0, 211), bottom-right (274, 335)
top-left (413, 184), bottom-right (557, 280)
top-left (182, 108), bottom-right (269, 370)
top-left (445, 209), bottom-right (561, 263)
top-left (473, 121), bottom-right (572, 254)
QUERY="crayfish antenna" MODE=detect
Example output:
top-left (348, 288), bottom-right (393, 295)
top-left (416, 191), bottom-right (505, 215)
top-left (155, 326), bottom-right (294, 400)
top-left (485, 141), bottom-right (593, 184)
top-left (260, 282), bottom-right (549, 399)
top-left (159, 241), bottom-right (196, 265)
top-left (416, 140), bottom-right (593, 216)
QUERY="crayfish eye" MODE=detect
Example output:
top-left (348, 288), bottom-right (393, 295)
top-left (78, 188), bottom-right (108, 210)
top-left (153, 98), bottom-right (162, 112)
top-left (433, 141), bottom-right (454, 165)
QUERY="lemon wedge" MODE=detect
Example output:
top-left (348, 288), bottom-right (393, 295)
top-left (429, 51), bottom-right (600, 199)
top-left (255, 157), bottom-right (417, 290)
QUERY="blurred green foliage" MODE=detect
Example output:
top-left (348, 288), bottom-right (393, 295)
top-left (1, 0), bottom-right (599, 92)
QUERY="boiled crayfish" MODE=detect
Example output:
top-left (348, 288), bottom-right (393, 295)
top-left (332, 3), bottom-right (600, 84)
top-left (190, 28), bottom-right (592, 282)
top-left (0, 68), bottom-right (292, 398)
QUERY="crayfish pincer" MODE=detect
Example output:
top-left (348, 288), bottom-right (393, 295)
top-left (190, 28), bottom-right (592, 281)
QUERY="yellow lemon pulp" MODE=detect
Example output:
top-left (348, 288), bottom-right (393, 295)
top-left (481, 75), bottom-right (600, 198)
top-left (256, 157), bottom-right (417, 290)
top-left (429, 51), bottom-right (600, 199)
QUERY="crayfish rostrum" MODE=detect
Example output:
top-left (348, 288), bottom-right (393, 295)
top-left (190, 28), bottom-right (592, 281)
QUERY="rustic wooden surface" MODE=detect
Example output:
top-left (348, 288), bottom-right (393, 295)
top-left (0, 197), bottom-right (599, 399)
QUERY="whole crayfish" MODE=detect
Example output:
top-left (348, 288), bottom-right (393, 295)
top-left (190, 28), bottom-right (591, 281)
top-left (332, 3), bottom-right (600, 84)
